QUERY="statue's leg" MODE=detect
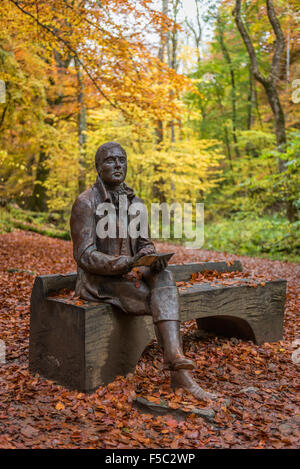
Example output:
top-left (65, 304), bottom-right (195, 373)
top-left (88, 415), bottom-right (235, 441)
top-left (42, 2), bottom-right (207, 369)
top-left (153, 324), bottom-right (163, 349)
top-left (94, 275), bottom-right (151, 316)
top-left (142, 268), bottom-right (194, 371)
top-left (143, 268), bottom-right (218, 401)
top-left (99, 271), bottom-right (218, 401)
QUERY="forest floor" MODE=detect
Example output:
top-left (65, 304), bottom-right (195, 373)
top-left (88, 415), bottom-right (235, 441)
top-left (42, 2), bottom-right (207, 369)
top-left (0, 230), bottom-right (299, 449)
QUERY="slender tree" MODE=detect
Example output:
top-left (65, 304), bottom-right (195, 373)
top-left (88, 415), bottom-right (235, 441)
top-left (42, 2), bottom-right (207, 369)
top-left (233, 0), bottom-right (286, 162)
top-left (185, 0), bottom-right (202, 66)
top-left (156, 0), bottom-right (169, 144)
top-left (168, 0), bottom-right (181, 143)
top-left (216, 13), bottom-right (240, 158)
top-left (233, 0), bottom-right (297, 221)
top-left (74, 56), bottom-right (87, 194)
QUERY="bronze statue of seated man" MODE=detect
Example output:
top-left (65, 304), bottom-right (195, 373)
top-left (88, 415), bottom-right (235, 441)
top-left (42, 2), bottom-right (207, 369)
top-left (70, 141), bottom-right (217, 401)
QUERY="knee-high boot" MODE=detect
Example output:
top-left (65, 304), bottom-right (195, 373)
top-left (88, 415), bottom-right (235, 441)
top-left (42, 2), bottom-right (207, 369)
top-left (150, 286), bottom-right (194, 371)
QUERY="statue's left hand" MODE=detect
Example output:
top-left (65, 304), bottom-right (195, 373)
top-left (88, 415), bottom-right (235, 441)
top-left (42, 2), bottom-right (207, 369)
top-left (150, 256), bottom-right (168, 273)
top-left (137, 245), bottom-right (156, 257)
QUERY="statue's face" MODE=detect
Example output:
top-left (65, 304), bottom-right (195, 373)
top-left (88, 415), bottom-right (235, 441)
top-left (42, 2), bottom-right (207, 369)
top-left (98, 146), bottom-right (127, 187)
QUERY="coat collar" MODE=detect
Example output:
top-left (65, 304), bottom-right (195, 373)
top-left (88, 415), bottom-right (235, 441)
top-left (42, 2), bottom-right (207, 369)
top-left (93, 176), bottom-right (135, 203)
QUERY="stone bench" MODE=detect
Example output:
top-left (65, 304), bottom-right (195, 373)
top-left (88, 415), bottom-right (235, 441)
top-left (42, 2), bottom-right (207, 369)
top-left (29, 261), bottom-right (286, 392)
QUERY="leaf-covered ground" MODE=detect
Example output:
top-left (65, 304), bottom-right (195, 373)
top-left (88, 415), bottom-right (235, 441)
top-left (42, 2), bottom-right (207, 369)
top-left (0, 230), bottom-right (299, 449)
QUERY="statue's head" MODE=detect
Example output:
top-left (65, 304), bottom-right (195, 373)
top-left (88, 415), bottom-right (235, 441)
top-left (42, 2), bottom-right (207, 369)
top-left (95, 142), bottom-right (127, 187)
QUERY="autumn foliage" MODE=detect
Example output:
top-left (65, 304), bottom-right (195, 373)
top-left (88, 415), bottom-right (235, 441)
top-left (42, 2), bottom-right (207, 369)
top-left (0, 1), bottom-right (299, 449)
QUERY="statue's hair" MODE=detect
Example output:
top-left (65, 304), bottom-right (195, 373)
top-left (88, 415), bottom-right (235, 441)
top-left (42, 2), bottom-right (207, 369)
top-left (95, 142), bottom-right (127, 170)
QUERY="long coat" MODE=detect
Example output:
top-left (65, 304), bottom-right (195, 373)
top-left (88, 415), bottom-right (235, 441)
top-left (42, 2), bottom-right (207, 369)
top-left (70, 176), bottom-right (156, 305)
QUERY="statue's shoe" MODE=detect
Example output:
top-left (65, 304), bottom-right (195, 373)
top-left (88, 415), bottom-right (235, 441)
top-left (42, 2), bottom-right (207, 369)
top-left (171, 369), bottom-right (218, 401)
top-left (164, 356), bottom-right (195, 371)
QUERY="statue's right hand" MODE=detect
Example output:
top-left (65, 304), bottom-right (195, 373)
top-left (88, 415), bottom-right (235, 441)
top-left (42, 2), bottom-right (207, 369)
top-left (118, 254), bottom-right (143, 274)
top-left (127, 251), bottom-right (145, 270)
top-left (112, 255), bottom-right (135, 274)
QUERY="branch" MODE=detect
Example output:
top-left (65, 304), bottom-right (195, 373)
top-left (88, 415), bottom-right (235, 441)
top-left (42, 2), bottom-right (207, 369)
top-left (194, 0), bottom-right (202, 40)
top-left (8, 0), bottom-right (130, 117)
top-left (232, 0), bottom-right (268, 86)
top-left (185, 15), bottom-right (201, 62)
top-left (62, 0), bottom-right (144, 82)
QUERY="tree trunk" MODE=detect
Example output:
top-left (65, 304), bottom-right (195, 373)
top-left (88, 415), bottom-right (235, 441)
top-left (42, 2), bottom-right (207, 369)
top-left (28, 151), bottom-right (49, 212)
top-left (74, 56), bottom-right (87, 194)
top-left (216, 14), bottom-right (240, 159)
top-left (155, 120), bottom-right (164, 145)
top-left (233, 0), bottom-right (286, 155)
top-left (156, 0), bottom-right (169, 145)
top-left (264, 80), bottom-right (286, 159)
top-left (215, 85), bottom-right (233, 170)
top-left (247, 64), bottom-right (255, 130)
top-left (185, 0), bottom-right (202, 66)
top-left (168, 0), bottom-right (180, 143)
top-left (233, 0), bottom-right (297, 221)
top-left (153, 0), bottom-right (169, 202)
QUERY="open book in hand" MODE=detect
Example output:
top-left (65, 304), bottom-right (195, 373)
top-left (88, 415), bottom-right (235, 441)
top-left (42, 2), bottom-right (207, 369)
top-left (132, 252), bottom-right (175, 267)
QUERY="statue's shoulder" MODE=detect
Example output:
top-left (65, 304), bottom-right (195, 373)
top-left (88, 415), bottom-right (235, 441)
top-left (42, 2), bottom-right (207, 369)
top-left (130, 193), bottom-right (146, 206)
top-left (71, 186), bottom-right (95, 214)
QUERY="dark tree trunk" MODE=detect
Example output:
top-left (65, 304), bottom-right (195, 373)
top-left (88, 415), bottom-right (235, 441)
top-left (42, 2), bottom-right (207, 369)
top-left (215, 84), bottom-right (233, 171)
top-left (233, 0), bottom-right (297, 221)
top-left (168, 0), bottom-right (180, 143)
top-left (233, 0), bottom-right (286, 155)
top-left (264, 80), bottom-right (286, 154)
top-left (156, 0), bottom-right (169, 145)
top-left (75, 56), bottom-right (87, 194)
top-left (153, 0), bottom-right (169, 202)
top-left (247, 64), bottom-right (255, 130)
top-left (155, 120), bottom-right (164, 145)
top-left (28, 151), bottom-right (49, 212)
top-left (216, 14), bottom-right (240, 159)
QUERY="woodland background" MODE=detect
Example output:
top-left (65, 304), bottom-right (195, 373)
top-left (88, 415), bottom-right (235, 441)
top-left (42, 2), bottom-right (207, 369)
top-left (0, 0), bottom-right (299, 261)
top-left (0, 1), bottom-right (299, 450)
